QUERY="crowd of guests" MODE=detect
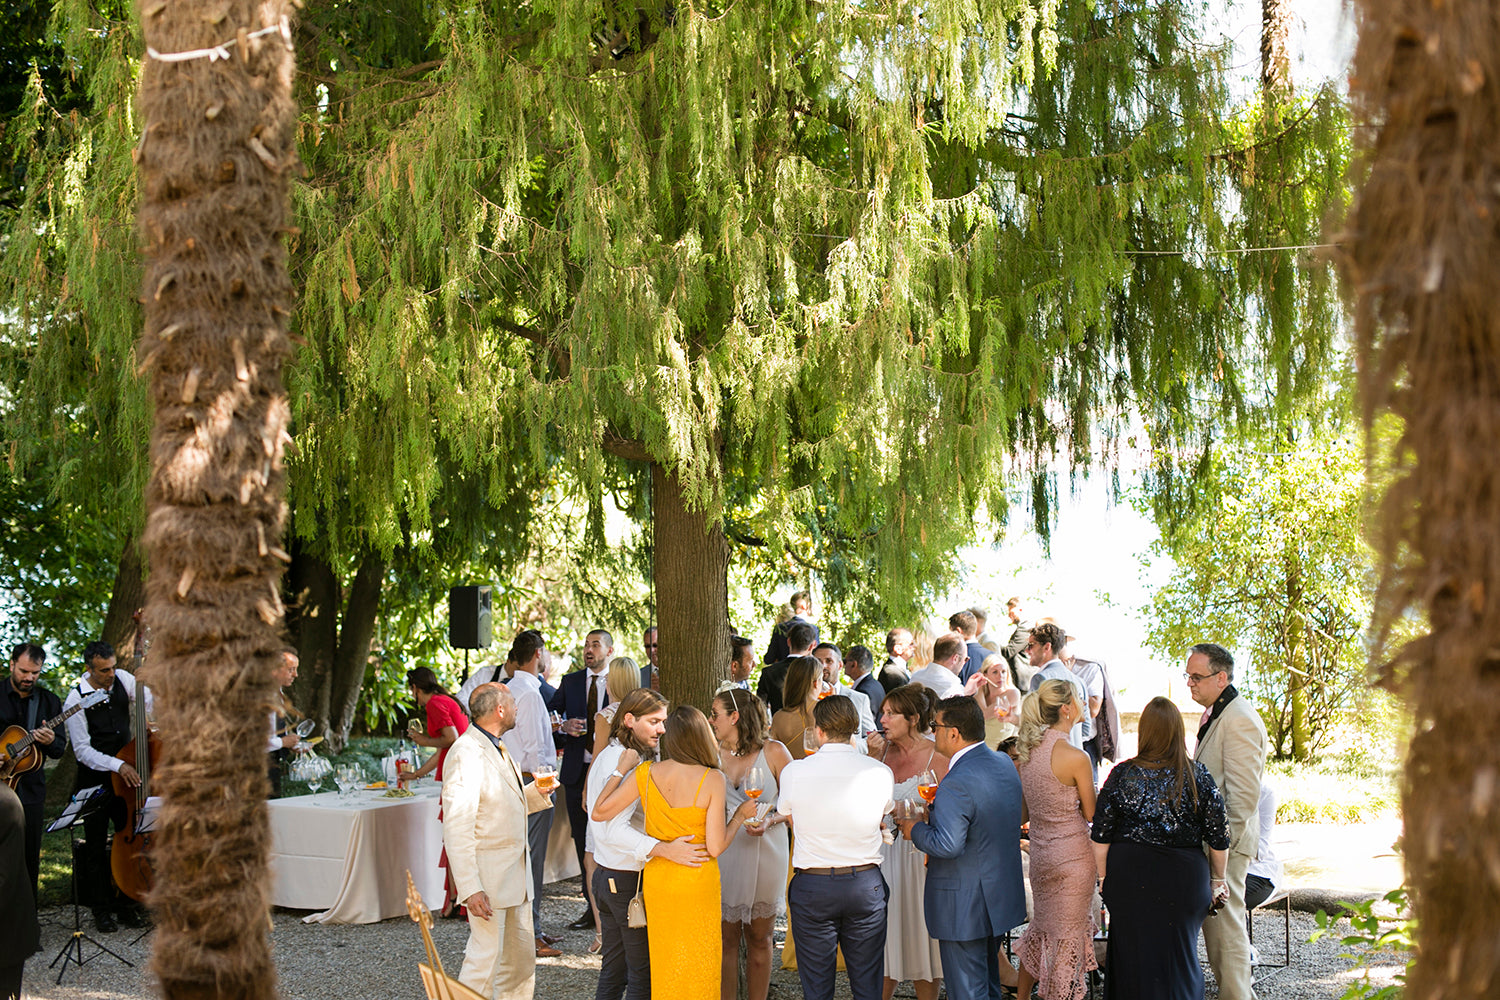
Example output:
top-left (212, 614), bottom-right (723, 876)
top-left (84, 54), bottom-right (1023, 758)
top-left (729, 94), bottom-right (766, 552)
top-left (413, 592), bottom-right (1275, 1000)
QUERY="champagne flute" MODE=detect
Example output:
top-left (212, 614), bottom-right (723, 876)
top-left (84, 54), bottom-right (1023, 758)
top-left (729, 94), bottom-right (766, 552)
top-left (917, 768), bottom-right (938, 805)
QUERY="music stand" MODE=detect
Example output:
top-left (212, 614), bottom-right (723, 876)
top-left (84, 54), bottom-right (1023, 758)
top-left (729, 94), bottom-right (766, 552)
top-left (45, 786), bottom-right (133, 984)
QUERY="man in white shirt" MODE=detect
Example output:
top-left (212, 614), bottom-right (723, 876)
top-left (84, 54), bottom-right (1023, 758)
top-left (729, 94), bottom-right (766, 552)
top-left (1025, 623), bottom-right (1089, 750)
top-left (777, 696), bottom-right (894, 1000)
top-left (812, 643), bottom-right (874, 748)
top-left (908, 633), bottom-right (967, 700)
top-left (586, 689), bottom-right (707, 1000)
top-left (266, 648), bottom-right (300, 798)
top-left (63, 641), bottom-right (152, 933)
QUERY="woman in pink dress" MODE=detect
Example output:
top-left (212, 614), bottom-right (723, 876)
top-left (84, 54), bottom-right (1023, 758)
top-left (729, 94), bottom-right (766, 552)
top-left (1014, 679), bottom-right (1097, 1000)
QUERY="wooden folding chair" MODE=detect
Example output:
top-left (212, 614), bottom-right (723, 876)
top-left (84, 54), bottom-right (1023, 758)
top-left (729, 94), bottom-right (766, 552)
top-left (406, 872), bottom-right (487, 1000)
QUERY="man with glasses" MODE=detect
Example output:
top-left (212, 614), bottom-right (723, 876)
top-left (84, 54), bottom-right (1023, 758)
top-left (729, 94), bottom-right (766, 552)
top-left (897, 696), bottom-right (1025, 1000)
top-left (1186, 643), bottom-right (1267, 1000)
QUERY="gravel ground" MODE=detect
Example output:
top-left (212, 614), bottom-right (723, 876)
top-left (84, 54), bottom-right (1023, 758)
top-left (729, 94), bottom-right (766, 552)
top-left (25, 872), bottom-right (1402, 1000)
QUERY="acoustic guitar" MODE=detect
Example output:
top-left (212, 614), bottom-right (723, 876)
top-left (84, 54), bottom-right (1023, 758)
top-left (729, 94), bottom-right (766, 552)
top-left (0, 688), bottom-right (109, 789)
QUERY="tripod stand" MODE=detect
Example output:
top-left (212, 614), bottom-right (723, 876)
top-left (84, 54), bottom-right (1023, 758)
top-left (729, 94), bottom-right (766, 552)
top-left (44, 786), bottom-right (133, 984)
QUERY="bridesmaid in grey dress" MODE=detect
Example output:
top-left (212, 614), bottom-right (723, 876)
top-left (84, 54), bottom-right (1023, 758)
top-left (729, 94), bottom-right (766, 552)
top-left (710, 688), bottom-right (793, 1000)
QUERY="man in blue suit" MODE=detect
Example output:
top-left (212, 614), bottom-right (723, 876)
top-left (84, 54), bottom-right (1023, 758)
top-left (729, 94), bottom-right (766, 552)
top-left (549, 628), bottom-right (615, 930)
top-left (898, 696), bottom-right (1026, 1000)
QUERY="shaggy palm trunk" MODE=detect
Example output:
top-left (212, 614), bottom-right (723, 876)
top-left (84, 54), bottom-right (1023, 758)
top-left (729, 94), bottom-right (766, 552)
top-left (135, 0), bottom-right (298, 995)
top-left (652, 463), bottom-right (732, 710)
top-left (1347, 3), bottom-right (1500, 997)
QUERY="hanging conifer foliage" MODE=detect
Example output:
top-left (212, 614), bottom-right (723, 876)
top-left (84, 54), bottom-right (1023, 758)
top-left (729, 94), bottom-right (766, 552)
top-left (1345, 2), bottom-right (1500, 997)
top-left (133, 0), bottom-right (298, 993)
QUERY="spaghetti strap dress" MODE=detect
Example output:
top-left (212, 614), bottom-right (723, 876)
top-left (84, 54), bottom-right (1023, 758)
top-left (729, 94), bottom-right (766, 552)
top-left (639, 763), bottom-right (721, 999)
top-left (719, 748), bottom-right (790, 923)
top-left (879, 745), bottom-right (943, 983)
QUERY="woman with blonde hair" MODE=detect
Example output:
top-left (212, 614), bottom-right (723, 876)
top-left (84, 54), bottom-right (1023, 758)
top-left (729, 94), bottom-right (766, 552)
top-left (768, 656), bottom-right (822, 760)
top-left (709, 688), bottom-right (793, 1000)
top-left (909, 628), bottom-right (936, 670)
top-left (594, 705), bottom-right (758, 998)
top-left (1013, 680), bottom-right (1098, 1000)
top-left (965, 653), bottom-right (1021, 746)
top-left (1090, 696), bottom-right (1230, 999)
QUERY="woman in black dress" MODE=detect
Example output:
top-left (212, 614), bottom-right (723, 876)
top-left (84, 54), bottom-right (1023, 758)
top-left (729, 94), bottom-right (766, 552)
top-left (1090, 696), bottom-right (1231, 1000)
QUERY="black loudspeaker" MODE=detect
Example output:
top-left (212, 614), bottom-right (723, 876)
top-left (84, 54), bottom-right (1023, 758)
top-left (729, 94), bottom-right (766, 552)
top-left (449, 585), bottom-right (493, 649)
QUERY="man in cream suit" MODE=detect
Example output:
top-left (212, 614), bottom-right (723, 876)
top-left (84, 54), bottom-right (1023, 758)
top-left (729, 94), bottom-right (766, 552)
top-left (443, 682), bottom-right (557, 1000)
top-left (1188, 643), bottom-right (1267, 1000)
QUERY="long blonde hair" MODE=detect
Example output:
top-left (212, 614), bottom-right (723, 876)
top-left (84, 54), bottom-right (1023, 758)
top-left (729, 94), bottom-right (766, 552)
top-left (606, 656), bottom-right (642, 703)
top-left (909, 628), bottom-right (936, 669)
top-left (1015, 679), bottom-right (1077, 764)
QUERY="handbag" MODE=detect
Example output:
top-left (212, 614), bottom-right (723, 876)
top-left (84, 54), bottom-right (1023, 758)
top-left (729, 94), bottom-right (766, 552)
top-left (626, 875), bottom-right (647, 928)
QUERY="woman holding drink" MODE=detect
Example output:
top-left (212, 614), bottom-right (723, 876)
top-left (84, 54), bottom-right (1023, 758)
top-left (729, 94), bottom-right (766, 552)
top-left (400, 666), bottom-right (470, 914)
top-left (877, 684), bottom-right (947, 1000)
top-left (768, 657), bottom-right (823, 761)
top-left (709, 688), bottom-right (793, 1000)
top-left (965, 653), bottom-right (1022, 746)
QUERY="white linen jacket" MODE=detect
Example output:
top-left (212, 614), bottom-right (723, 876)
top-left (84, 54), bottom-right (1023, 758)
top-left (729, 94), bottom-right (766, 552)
top-left (441, 724), bottom-right (554, 908)
top-left (1194, 693), bottom-right (1268, 858)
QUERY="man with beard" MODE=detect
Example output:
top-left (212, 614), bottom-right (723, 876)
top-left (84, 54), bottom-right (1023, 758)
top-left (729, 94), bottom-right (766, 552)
top-left (586, 689), bottom-right (708, 1000)
top-left (0, 643), bottom-right (63, 900)
top-left (551, 628), bottom-right (615, 931)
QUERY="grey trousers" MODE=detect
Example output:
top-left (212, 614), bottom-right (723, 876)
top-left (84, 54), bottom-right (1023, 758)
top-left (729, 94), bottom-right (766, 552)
top-left (528, 804), bottom-right (554, 929)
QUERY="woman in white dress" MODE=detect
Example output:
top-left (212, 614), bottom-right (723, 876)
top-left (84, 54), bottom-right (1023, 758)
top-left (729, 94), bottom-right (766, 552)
top-left (877, 684), bottom-right (949, 1000)
top-left (709, 687), bottom-right (793, 1000)
top-left (583, 656), bottom-right (645, 952)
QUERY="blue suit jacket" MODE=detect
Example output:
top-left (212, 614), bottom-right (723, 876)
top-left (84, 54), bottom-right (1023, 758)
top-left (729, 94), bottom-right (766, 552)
top-left (548, 670), bottom-right (604, 786)
top-left (909, 743), bottom-right (1026, 940)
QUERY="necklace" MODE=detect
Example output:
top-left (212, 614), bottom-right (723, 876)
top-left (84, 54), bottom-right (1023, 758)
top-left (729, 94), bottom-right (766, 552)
top-left (724, 743), bottom-right (752, 757)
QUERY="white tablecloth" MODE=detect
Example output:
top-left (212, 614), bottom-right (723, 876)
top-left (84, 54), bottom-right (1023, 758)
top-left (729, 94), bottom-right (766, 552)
top-left (268, 784), bottom-right (445, 924)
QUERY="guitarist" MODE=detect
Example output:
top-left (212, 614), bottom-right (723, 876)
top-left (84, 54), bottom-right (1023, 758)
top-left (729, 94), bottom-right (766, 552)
top-left (61, 640), bottom-right (148, 933)
top-left (0, 643), bottom-right (63, 902)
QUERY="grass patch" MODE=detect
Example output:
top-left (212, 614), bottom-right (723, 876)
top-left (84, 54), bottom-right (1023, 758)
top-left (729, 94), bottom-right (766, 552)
top-left (1269, 744), bottom-right (1400, 824)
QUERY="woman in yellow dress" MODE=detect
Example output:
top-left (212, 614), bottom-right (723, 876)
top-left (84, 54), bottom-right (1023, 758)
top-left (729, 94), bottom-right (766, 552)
top-left (593, 705), bottom-right (757, 999)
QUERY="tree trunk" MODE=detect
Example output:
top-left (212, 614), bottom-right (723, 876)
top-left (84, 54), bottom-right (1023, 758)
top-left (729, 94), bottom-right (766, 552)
top-left (284, 541), bottom-right (385, 751)
top-left (100, 533), bottom-right (145, 654)
top-left (1260, 0), bottom-right (1292, 100)
top-left (652, 462), bottom-right (731, 711)
top-left (1284, 552), bottom-right (1309, 761)
top-left (1346, 1), bottom-right (1500, 996)
top-left (134, 0), bottom-right (298, 993)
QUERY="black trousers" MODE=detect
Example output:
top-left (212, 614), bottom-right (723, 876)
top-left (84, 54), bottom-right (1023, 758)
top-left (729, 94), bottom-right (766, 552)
top-left (0, 961), bottom-right (22, 1000)
top-left (78, 787), bottom-right (128, 910)
top-left (20, 800), bottom-right (44, 902)
top-left (1244, 873), bottom-right (1275, 912)
top-left (592, 865), bottom-right (650, 1000)
top-left (787, 867), bottom-right (888, 1000)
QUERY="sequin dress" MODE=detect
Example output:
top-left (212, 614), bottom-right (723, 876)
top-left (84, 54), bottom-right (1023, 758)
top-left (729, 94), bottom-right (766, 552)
top-left (1015, 729), bottom-right (1097, 1000)
top-left (1090, 760), bottom-right (1230, 1000)
top-left (719, 748), bottom-right (789, 923)
top-left (639, 764), bottom-right (720, 999)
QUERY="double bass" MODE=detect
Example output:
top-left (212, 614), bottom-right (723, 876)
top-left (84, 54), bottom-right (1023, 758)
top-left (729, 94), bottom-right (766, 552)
top-left (111, 617), bottom-right (159, 902)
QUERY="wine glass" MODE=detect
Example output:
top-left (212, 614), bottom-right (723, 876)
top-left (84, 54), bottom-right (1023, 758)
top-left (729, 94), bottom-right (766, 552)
top-left (917, 769), bottom-right (938, 805)
top-left (803, 727), bottom-right (818, 755)
top-left (307, 756), bottom-right (329, 794)
top-left (744, 765), bottom-right (766, 801)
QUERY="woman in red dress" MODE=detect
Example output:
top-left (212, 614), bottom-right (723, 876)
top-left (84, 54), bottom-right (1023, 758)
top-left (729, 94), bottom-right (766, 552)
top-left (403, 666), bottom-right (469, 913)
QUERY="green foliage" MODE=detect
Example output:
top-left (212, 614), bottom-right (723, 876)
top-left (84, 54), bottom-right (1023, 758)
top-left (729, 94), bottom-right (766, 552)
top-left (1267, 738), bottom-right (1399, 823)
top-left (1136, 423), bottom-right (1375, 758)
top-left (0, 468), bottom-right (120, 665)
top-left (1310, 888), bottom-right (1414, 1000)
top-left (2, 0), bottom-right (1352, 685)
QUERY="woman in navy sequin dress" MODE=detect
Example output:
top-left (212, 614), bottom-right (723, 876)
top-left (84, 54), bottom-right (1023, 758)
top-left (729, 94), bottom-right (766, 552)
top-left (1090, 697), bottom-right (1231, 1000)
